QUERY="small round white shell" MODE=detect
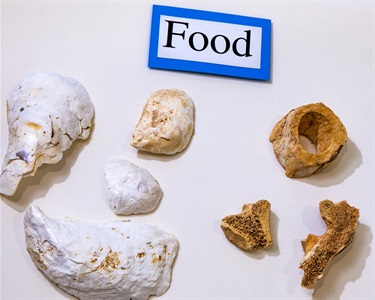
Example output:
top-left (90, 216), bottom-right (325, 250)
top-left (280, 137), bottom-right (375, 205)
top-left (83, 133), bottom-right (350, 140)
top-left (104, 159), bottom-right (162, 215)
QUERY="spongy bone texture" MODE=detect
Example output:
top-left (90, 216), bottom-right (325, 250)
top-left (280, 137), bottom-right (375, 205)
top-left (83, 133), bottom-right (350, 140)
top-left (221, 200), bottom-right (272, 251)
top-left (300, 200), bottom-right (359, 289)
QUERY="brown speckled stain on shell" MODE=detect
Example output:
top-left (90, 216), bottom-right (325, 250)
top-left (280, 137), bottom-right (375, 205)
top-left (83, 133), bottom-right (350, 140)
top-left (83, 249), bottom-right (121, 275)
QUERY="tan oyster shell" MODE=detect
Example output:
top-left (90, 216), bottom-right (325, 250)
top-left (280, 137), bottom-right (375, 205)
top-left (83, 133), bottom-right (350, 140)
top-left (131, 89), bottom-right (194, 155)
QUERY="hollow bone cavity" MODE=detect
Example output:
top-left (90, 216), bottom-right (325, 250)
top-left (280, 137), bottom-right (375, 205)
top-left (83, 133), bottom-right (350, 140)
top-left (131, 89), bottom-right (194, 155)
top-left (269, 102), bottom-right (347, 178)
top-left (104, 159), bottom-right (162, 215)
top-left (0, 72), bottom-right (94, 196)
top-left (221, 200), bottom-right (273, 251)
top-left (300, 200), bottom-right (359, 289)
top-left (24, 206), bottom-right (179, 300)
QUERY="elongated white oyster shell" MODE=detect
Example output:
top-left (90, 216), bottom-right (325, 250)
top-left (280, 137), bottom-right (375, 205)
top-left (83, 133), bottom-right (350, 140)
top-left (0, 72), bottom-right (94, 196)
top-left (104, 159), bottom-right (162, 215)
top-left (24, 206), bottom-right (179, 300)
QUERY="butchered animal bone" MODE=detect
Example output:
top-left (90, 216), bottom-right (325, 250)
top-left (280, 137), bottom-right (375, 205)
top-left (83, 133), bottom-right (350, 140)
top-left (269, 102), bottom-right (347, 178)
top-left (104, 159), bottom-right (162, 215)
top-left (0, 72), bottom-right (94, 196)
top-left (24, 206), bottom-right (179, 300)
top-left (131, 89), bottom-right (194, 155)
top-left (299, 200), bottom-right (359, 289)
top-left (221, 200), bottom-right (273, 251)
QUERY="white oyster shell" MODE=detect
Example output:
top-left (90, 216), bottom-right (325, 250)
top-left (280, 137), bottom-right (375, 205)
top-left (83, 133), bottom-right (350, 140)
top-left (104, 159), bottom-right (162, 215)
top-left (0, 72), bottom-right (94, 196)
top-left (24, 206), bottom-right (179, 300)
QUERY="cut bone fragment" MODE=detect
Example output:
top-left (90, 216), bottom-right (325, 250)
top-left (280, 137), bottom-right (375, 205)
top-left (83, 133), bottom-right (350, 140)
top-left (131, 89), bottom-right (194, 155)
top-left (300, 200), bottom-right (359, 289)
top-left (104, 159), bottom-right (162, 215)
top-left (221, 200), bottom-right (272, 251)
top-left (0, 72), bottom-right (94, 196)
top-left (269, 102), bottom-right (347, 178)
top-left (24, 206), bottom-right (179, 300)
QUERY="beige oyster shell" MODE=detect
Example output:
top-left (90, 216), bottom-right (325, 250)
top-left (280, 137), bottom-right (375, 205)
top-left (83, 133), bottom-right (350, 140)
top-left (131, 89), bottom-right (194, 155)
top-left (300, 200), bottom-right (359, 289)
top-left (104, 159), bottom-right (162, 215)
top-left (24, 206), bottom-right (179, 300)
top-left (221, 200), bottom-right (272, 251)
top-left (269, 102), bottom-right (347, 178)
top-left (0, 72), bottom-right (94, 196)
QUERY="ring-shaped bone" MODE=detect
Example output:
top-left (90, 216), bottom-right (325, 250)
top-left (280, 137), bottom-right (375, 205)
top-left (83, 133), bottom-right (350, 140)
top-left (269, 103), bottom-right (347, 178)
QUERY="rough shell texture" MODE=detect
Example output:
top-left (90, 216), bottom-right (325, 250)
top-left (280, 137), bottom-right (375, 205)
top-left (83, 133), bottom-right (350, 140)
top-left (0, 72), bottom-right (94, 196)
top-left (221, 200), bottom-right (272, 251)
top-left (131, 89), bottom-right (194, 155)
top-left (24, 206), bottom-right (179, 300)
top-left (269, 102), bottom-right (347, 178)
top-left (104, 159), bottom-right (162, 215)
top-left (300, 200), bottom-right (359, 289)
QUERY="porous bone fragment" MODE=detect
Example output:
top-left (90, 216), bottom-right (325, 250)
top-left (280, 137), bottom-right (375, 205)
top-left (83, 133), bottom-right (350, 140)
top-left (104, 159), bottom-right (162, 215)
top-left (300, 200), bottom-right (359, 289)
top-left (221, 200), bottom-right (272, 251)
top-left (24, 206), bottom-right (179, 300)
top-left (0, 72), bottom-right (94, 196)
top-left (269, 102), bottom-right (347, 178)
top-left (131, 89), bottom-right (194, 155)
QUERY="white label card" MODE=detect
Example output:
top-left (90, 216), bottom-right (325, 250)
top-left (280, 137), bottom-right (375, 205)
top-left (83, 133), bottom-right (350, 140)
top-left (149, 5), bottom-right (272, 80)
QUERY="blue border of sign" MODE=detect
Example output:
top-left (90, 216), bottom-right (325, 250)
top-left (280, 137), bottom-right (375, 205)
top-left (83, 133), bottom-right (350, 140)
top-left (148, 5), bottom-right (271, 81)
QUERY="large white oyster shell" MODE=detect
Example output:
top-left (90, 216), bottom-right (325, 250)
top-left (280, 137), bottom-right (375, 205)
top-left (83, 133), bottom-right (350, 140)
top-left (24, 206), bottom-right (179, 300)
top-left (0, 72), bottom-right (94, 196)
top-left (104, 159), bottom-right (162, 215)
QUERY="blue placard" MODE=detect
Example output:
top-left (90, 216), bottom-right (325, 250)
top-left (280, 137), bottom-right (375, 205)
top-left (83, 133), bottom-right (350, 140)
top-left (148, 5), bottom-right (271, 81)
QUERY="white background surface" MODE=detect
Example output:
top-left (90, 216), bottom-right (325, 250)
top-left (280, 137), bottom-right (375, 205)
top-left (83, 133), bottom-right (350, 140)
top-left (1, 1), bottom-right (374, 299)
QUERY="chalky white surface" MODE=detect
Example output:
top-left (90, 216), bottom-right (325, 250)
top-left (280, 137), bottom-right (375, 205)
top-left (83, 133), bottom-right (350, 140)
top-left (0, 72), bottom-right (94, 196)
top-left (104, 159), bottom-right (162, 215)
top-left (24, 206), bottom-right (179, 300)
